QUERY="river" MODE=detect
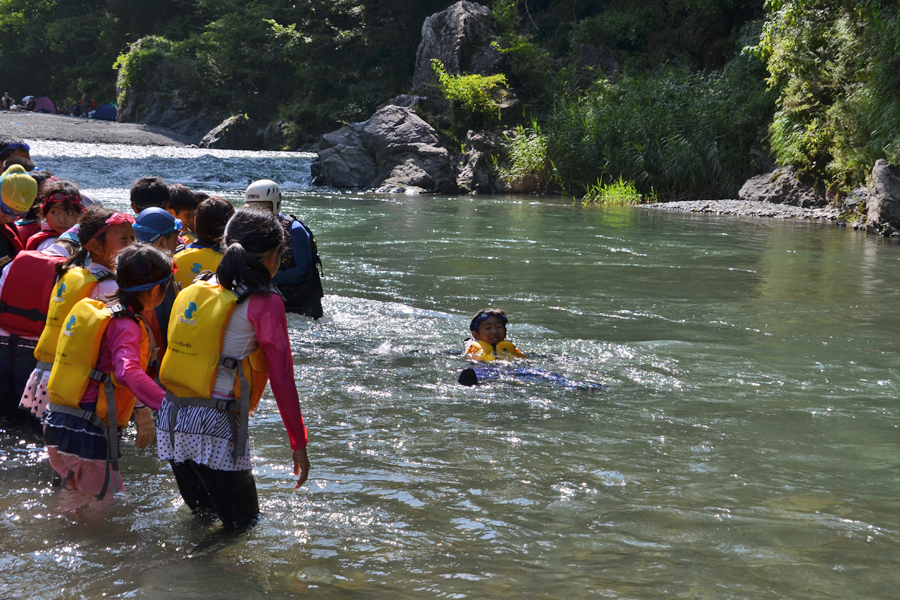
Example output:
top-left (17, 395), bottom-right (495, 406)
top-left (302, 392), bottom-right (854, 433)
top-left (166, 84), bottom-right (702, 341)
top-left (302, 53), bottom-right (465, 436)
top-left (2, 141), bottom-right (899, 599)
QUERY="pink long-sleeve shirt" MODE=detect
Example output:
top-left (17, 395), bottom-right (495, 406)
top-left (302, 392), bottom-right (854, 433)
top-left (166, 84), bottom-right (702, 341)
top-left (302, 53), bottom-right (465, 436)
top-left (246, 293), bottom-right (308, 449)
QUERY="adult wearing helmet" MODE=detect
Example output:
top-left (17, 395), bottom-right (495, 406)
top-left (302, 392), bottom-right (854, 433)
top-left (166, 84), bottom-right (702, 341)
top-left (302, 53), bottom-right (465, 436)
top-left (243, 180), bottom-right (324, 319)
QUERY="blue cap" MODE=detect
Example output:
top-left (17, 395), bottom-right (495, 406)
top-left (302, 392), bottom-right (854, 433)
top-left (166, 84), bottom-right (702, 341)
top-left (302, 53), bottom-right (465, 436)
top-left (134, 207), bottom-right (181, 243)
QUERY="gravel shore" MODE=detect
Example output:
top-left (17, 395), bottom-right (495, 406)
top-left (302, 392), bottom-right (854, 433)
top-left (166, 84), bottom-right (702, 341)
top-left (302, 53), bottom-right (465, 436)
top-left (0, 111), bottom-right (190, 146)
top-left (645, 198), bottom-right (842, 221)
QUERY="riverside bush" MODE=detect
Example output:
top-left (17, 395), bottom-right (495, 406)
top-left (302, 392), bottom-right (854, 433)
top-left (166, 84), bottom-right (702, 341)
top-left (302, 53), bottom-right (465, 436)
top-left (582, 176), bottom-right (646, 205)
top-left (498, 121), bottom-right (558, 193)
top-left (546, 52), bottom-right (776, 199)
top-left (432, 59), bottom-right (508, 132)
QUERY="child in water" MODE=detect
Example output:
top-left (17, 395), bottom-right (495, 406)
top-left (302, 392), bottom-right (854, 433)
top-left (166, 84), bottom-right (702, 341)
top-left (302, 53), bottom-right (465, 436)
top-left (43, 244), bottom-right (171, 497)
top-left (465, 308), bottom-right (526, 361)
top-left (20, 208), bottom-right (135, 420)
top-left (25, 180), bottom-right (85, 250)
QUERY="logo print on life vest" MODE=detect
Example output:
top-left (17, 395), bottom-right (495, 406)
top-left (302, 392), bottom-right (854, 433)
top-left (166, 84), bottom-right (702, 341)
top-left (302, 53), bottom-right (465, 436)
top-left (52, 282), bottom-right (66, 303)
top-left (178, 301), bottom-right (198, 325)
top-left (191, 263), bottom-right (201, 274)
top-left (62, 315), bottom-right (76, 336)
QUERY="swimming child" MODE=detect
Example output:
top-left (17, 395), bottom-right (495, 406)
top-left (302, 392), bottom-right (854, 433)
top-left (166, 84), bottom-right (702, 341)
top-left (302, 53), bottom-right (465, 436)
top-left (25, 180), bottom-right (85, 251)
top-left (171, 196), bottom-right (234, 288)
top-left (157, 207), bottom-right (310, 528)
top-left (20, 209), bottom-right (135, 420)
top-left (43, 244), bottom-right (171, 498)
top-left (465, 308), bottom-right (526, 361)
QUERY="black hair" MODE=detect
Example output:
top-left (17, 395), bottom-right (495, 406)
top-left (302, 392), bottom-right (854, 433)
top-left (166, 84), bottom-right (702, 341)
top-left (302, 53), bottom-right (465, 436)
top-left (110, 244), bottom-right (172, 313)
top-left (195, 192), bottom-right (210, 202)
top-left (0, 135), bottom-right (27, 163)
top-left (130, 176), bottom-right (170, 212)
top-left (469, 308), bottom-right (509, 332)
top-left (29, 170), bottom-right (55, 190)
top-left (3, 156), bottom-right (35, 171)
top-left (55, 206), bottom-right (116, 277)
top-left (168, 183), bottom-right (200, 213)
top-left (194, 196), bottom-right (235, 246)
top-left (39, 180), bottom-right (84, 215)
top-left (218, 207), bottom-right (283, 301)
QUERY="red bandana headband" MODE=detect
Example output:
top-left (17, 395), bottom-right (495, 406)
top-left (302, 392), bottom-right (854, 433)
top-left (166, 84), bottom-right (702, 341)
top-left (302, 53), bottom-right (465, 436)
top-left (90, 212), bottom-right (135, 241)
top-left (41, 193), bottom-right (84, 212)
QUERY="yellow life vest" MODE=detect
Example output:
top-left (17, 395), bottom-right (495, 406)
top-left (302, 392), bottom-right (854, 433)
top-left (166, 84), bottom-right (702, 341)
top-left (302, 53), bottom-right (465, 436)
top-left (465, 339), bottom-right (524, 362)
top-left (172, 247), bottom-right (223, 289)
top-left (159, 281), bottom-right (269, 456)
top-left (33, 267), bottom-right (108, 365)
top-left (47, 298), bottom-right (151, 428)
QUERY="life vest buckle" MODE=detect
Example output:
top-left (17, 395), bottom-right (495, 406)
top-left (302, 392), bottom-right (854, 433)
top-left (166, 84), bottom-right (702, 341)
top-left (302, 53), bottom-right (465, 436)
top-left (88, 369), bottom-right (110, 383)
top-left (221, 356), bottom-right (239, 370)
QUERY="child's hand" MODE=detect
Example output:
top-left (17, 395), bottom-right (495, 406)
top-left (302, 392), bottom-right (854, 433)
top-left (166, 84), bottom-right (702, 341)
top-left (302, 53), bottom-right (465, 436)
top-left (292, 446), bottom-right (310, 489)
top-left (134, 407), bottom-right (155, 448)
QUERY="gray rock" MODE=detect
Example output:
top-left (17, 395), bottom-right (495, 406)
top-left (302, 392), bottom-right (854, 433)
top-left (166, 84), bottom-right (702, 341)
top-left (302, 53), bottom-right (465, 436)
top-left (457, 129), bottom-right (509, 193)
top-left (199, 115), bottom-right (260, 150)
top-left (411, 1), bottom-right (502, 94)
top-left (576, 44), bottom-right (620, 78)
top-left (866, 159), bottom-right (900, 236)
top-left (738, 166), bottom-right (827, 208)
top-left (312, 105), bottom-right (456, 193)
top-left (312, 145), bottom-right (377, 189)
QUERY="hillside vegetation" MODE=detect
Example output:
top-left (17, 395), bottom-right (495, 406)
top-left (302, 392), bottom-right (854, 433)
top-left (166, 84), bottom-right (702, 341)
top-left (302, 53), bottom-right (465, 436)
top-left (1, 0), bottom-right (897, 198)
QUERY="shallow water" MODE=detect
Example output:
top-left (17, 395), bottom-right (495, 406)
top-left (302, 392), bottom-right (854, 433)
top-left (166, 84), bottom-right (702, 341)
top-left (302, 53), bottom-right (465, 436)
top-left (2, 142), bottom-right (900, 598)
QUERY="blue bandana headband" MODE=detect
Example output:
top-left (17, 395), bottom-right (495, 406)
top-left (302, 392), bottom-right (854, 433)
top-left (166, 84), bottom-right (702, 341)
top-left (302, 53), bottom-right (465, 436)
top-left (119, 273), bottom-right (172, 293)
top-left (0, 142), bottom-right (30, 154)
top-left (470, 311), bottom-right (508, 331)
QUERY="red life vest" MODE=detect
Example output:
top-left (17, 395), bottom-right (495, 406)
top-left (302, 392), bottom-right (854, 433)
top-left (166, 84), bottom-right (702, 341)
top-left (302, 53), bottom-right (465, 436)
top-left (0, 250), bottom-right (65, 336)
top-left (25, 230), bottom-right (57, 251)
top-left (15, 221), bottom-right (40, 247)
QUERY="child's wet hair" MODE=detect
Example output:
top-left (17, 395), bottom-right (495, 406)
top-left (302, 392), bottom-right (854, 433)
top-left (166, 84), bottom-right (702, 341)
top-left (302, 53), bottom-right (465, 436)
top-left (469, 308), bottom-right (509, 332)
top-left (194, 197), bottom-right (235, 246)
top-left (111, 244), bottom-right (173, 313)
top-left (55, 206), bottom-right (116, 276)
top-left (218, 207), bottom-right (283, 301)
top-left (130, 176), bottom-right (170, 212)
top-left (39, 180), bottom-right (84, 215)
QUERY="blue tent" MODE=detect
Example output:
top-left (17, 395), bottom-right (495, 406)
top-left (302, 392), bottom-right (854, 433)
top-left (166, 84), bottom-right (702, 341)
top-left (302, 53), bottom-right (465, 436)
top-left (90, 102), bottom-right (117, 121)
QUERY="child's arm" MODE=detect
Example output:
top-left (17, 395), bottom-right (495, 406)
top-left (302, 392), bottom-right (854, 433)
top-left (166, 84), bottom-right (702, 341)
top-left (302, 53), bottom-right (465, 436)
top-left (105, 318), bottom-right (165, 411)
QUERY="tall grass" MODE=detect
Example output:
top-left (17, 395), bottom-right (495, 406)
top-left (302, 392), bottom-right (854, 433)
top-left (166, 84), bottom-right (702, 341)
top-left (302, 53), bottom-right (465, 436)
top-left (546, 53), bottom-right (776, 200)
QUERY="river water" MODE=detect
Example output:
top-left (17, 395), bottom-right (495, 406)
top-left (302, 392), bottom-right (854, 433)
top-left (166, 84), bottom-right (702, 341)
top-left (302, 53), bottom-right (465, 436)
top-left (2, 141), bottom-right (899, 599)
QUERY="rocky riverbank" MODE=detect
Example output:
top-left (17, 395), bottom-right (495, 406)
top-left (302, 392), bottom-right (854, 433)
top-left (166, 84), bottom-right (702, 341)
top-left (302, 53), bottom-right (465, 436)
top-left (645, 199), bottom-right (842, 221)
top-left (0, 111), bottom-right (189, 146)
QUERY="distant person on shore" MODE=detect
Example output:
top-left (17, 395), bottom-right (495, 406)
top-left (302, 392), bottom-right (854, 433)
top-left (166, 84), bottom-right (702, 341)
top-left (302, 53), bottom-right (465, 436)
top-left (171, 196), bottom-right (234, 288)
top-left (465, 308), bottom-right (526, 362)
top-left (166, 183), bottom-right (200, 244)
top-left (25, 180), bottom-right (85, 251)
top-left (0, 164), bottom-right (38, 267)
top-left (243, 180), bottom-right (324, 319)
top-left (130, 176), bottom-right (170, 214)
top-left (1, 93), bottom-right (13, 111)
top-left (21, 96), bottom-right (35, 111)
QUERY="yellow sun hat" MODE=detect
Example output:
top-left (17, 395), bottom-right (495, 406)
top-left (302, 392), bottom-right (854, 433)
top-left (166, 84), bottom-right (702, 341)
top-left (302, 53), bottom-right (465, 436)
top-left (0, 164), bottom-right (38, 214)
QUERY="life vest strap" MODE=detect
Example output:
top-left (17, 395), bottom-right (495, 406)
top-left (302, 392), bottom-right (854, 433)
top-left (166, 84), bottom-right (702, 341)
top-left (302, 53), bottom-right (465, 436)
top-left (165, 354), bottom-right (251, 459)
top-left (0, 300), bottom-right (47, 322)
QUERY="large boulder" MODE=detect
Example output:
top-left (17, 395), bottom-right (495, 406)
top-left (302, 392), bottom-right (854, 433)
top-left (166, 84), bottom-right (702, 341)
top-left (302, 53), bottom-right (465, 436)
top-left (738, 166), bottom-right (827, 208)
top-left (410, 1), bottom-right (502, 94)
top-left (199, 115), bottom-right (260, 150)
top-left (866, 159), bottom-right (900, 236)
top-left (311, 105), bottom-right (457, 194)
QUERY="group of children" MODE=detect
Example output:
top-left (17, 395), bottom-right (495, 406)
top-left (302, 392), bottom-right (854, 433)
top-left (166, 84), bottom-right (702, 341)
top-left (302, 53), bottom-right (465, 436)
top-left (0, 147), bottom-right (314, 527)
top-left (0, 136), bottom-right (524, 528)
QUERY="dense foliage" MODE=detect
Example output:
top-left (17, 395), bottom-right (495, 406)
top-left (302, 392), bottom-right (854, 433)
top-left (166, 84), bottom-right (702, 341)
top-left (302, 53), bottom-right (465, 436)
top-left (2, 0), bottom-right (897, 196)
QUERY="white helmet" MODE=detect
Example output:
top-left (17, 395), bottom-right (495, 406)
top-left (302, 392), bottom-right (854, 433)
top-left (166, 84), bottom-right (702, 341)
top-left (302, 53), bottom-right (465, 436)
top-left (244, 179), bottom-right (282, 214)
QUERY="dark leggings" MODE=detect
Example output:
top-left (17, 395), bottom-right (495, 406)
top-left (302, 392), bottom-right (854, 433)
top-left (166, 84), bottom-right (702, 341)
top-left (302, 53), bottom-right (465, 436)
top-left (169, 460), bottom-right (260, 528)
top-left (0, 335), bottom-right (38, 423)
